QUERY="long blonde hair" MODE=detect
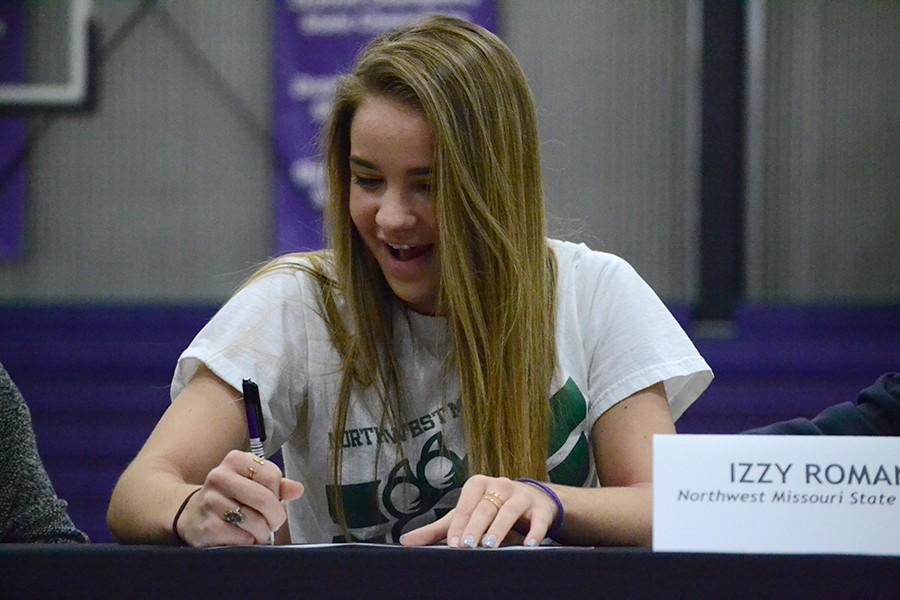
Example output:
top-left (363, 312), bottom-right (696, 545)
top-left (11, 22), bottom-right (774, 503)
top-left (323, 14), bottom-right (557, 489)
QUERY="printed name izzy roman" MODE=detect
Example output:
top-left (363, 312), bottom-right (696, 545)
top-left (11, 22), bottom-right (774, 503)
top-left (730, 462), bottom-right (900, 486)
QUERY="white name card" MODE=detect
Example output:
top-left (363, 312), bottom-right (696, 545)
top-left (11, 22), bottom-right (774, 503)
top-left (653, 434), bottom-right (900, 556)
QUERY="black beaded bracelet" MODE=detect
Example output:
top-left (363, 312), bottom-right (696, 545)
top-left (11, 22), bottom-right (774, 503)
top-left (172, 487), bottom-right (202, 545)
top-left (516, 478), bottom-right (565, 542)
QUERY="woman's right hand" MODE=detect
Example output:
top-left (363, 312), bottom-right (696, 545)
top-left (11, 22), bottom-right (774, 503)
top-left (108, 366), bottom-right (304, 546)
top-left (175, 450), bottom-right (304, 547)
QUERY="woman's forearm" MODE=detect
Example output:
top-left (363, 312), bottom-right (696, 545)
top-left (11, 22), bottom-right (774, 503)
top-left (107, 457), bottom-right (198, 544)
top-left (551, 483), bottom-right (652, 547)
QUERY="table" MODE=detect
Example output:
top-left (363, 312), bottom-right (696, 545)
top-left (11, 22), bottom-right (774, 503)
top-left (3, 544), bottom-right (899, 599)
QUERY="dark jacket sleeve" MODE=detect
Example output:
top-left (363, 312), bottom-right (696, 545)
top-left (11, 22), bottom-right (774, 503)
top-left (744, 372), bottom-right (900, 436)
top-left (0, 363), bottom-right (90, 543)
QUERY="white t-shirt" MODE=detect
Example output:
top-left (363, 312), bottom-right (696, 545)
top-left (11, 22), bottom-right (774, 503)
top-left (172, 239), bottom-right (712, 543)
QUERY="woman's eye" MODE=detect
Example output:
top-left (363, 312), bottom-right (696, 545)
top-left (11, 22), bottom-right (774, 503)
top-left (352, 176), bottom-right (381, 190)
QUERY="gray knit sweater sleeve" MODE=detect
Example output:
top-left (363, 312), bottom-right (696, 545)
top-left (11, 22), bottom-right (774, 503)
top-left (1, 364), bottom-right (89, 543)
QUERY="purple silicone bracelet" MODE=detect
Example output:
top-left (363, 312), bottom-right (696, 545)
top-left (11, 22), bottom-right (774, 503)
top-left (516, 478), bottom-right (564, 542)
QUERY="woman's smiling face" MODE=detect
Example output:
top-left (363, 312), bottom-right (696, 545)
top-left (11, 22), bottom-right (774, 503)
top-left (348, 95), bottom-right (440, 315)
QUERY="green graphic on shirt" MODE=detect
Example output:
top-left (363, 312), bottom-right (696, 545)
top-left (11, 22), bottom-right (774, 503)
top-left (327, 379), bottom-right (591, 541)
top-left (382, 431), bottom-right (467, 541)
top-left (325, 480), bottom-right (388, 530)
top-left (549, 431), bottom-right (590, 486)
top-left (326, 430), bottom-right (466, 542)
top-left (547, 377), bottom-right (591, 487)
top-left (548, 378), bottom-right (587, 455)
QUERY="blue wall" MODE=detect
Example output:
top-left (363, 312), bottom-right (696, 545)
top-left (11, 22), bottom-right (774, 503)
top-left (2, 305), bottom-right (898, 542)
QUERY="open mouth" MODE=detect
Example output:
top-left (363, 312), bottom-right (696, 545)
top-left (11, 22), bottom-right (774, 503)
top-left (386, 242), bottom-right (433, 261)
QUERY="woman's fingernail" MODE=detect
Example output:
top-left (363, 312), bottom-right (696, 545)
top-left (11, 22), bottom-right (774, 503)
top-left (482, 534), bottom-right (497, 548)
top-left (525, 538), bottom-right (539, 547)
top-left (462, 534), bottom-right (476, 548)
top-left (449, 536), bottom-right (460, 548)
top-left (399, 534), bottom-right (407, 544)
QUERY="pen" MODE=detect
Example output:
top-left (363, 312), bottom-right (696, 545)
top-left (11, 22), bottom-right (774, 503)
top-left (242, 378), bottom-right (266, 459)
top-left (242, 378), bottom-right (274, 545)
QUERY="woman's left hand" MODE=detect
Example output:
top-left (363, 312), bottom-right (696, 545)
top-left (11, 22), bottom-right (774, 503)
top-left (399, 475), bottom-right (559, 548)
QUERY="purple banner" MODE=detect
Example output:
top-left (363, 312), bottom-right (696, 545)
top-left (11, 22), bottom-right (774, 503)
top-left (0, 4), bottom-right (27, 259)
top-left (273, 0), bottom-right (496, 253)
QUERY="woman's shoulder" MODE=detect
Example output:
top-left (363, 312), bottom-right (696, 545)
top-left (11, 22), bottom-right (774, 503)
top-left (259, 250), bottom-right (336, 282)
top-left (239, 250), bottom-right (337, 300)
top-left (547, 238), bottom-right (634, 281)
top-left (548, 238), bottom-right (659, 316)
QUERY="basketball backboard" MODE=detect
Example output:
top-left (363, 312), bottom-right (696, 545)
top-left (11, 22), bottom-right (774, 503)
top-left (0, 0), bottom-right (93, 110)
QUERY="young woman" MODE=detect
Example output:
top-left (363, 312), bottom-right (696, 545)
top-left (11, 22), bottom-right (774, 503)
top-left (108, 16), bottom-right (711, 548)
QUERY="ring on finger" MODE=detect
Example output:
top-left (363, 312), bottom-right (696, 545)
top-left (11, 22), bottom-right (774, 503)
top-left (481, 491), bottom-right (505, 510)
top-left (252, 455), bottom-right (266, 465)
top-left (248, 466), bottom-right (257, 480)
top-left (223, 506), bottom-right (245, 526)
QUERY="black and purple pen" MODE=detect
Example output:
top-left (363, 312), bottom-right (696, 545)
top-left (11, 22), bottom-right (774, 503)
top-left (242, 378), bottom-right (274, 545)
top-left (241, 378), bottom-right (266, 459)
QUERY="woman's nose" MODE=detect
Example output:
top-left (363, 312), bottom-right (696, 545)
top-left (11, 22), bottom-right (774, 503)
top-left (375, 190), bottom-right (416, 232)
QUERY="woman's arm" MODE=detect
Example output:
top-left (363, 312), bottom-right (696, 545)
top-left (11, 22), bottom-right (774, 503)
top-left (107, 366), bottom-right (303, 546)
top-left (551, 381), bottom-right (671, 546)
top-left (401, 382), bottom-right (671, 547)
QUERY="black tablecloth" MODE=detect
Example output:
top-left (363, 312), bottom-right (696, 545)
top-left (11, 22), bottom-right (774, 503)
top-left (3, 544), bottom-right (899, 599)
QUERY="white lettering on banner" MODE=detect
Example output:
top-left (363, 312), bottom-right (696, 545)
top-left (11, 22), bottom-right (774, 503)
top-left (288, 74), bottom-right (339, 101)
top-left (300, 13), bottom-right (354, 35)
top-left (290, 159), bottom-right (326, 208)
top-left (310, 99), bottom-right (332, 124)
top-left (287, 0), bottom-right (478, 12)
top-left (374, 0), bottom-right (480, 7)
top-left (298, 11), bottom-right (470, 36)
top-left (653, 435), bottom-right (900, 556)
top-left (358, 11), bottom-right (431, 32)
top-left (289, 74), bottom-right (339, 123)
top-left (287, 0), bottom-right (367, 11)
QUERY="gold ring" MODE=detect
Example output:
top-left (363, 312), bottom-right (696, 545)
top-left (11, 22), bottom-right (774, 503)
top-left (248, 466), bottom-right (257, 480)
top-left (252, 455), bottom-right (266, 465)
top-left (482, 492), bottom-right (505, 510)
top-left (223, 506), bottom-right (244, 525)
